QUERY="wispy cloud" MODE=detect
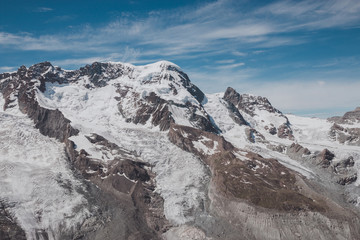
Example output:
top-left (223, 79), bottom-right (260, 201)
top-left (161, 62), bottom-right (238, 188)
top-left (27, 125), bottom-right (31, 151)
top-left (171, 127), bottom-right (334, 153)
top-left (0, 66), bottom-right (15, 72)
top-left (216, 62), bottom-right (245, 69)
top-left (0, 0), bottom-right (359, 118)
top-left (2, 0), bottom-right (359, 60)
top-left (52, 48), bottom-right (140, 68)
top-left (216, 59), bottom-right (235, 64)
top-left (257, 0), bottom-right (360, 30)
top-left (35, 7), bottom-right (53, 13)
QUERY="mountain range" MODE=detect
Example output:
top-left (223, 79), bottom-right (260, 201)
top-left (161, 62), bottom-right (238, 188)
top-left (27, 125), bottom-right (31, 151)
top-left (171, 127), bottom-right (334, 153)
top-left (1, 61), bottom-right (360, 240)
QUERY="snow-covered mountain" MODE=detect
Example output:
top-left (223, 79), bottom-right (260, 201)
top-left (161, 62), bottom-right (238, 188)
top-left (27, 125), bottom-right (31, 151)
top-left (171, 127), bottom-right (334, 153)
top-left (1, 61), bottom-right (360, 240)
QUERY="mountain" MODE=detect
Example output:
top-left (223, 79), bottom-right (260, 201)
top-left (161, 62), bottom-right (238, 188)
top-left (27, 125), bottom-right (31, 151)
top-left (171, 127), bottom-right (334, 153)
top-left (1, 61), bottom-right (360, 240)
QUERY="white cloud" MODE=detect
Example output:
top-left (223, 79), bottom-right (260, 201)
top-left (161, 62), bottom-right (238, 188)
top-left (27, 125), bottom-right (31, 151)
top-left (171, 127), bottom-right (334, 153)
top-left (0, 0), bottom-right (359, 118)
top-left (0, 66), bottom-right (15, 72)
top-left (35, 7), bottom-right (53, 13)
top-left (1, 0), bottom-right (359, 58)
top-left (216, 62), bottom-right (245, 69)
top-left (232, 51), bottom-right (247, 56)
top-left (258, 0), bottom-right (360, 30)
top-left (216, 59), bottom-right (235, 64)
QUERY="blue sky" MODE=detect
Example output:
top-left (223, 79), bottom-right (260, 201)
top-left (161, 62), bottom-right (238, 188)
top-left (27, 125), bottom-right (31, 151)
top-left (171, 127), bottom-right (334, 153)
top-left (1, 0), bottom-right (360, 117)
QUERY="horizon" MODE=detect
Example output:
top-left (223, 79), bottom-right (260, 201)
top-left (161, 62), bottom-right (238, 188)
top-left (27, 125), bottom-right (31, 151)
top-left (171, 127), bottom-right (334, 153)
top-left (1, 0), bottom-right (359, 118)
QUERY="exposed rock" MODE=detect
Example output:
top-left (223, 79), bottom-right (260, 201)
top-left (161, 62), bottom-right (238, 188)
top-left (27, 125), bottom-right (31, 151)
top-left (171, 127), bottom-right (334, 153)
top-left (169, 124), bottom-right (325, 212)
top-left (0, 68), bottom-right (78, 141)
top-left (267, 144), bottom-right (286, 153)
top-left (268, 126), bottom-right (277, 135)
top-left (66, 133), bottom-right (170, 239)
top-left (337, 174), bottom-right (357, 185)
top-left (333, 156), bottom-right (355, 174)
top-left (316, 149), bottom-right (335, 168)
top-left (117, 86), bottom-right (218, 133)
top-left (223, 87), bottom-right (283, 117)
top-left (277, 123), bottom-right (294, 140)
top-left (223, 87), bottom-right (294, 140)
top-left (209, 179), bottom-right (360, 240)
top-left (343, 107), bottom-right (360, 122)
top-left (286, 143), bottom-right (311, 161)
top-left (222, 87), bottom-right (241, 108)
top-left (167, 124), bottom-right (360, 239)
top-left (245, 128), bottom-right (266, 143)
top-left (223, 100), bottom-right (248, 126)
top-left (329, 107), bottom-right (360, 124)
top-left (329, 123), bottom-right (360, 146)
top-left (0, 202), bottom-right (26, 240)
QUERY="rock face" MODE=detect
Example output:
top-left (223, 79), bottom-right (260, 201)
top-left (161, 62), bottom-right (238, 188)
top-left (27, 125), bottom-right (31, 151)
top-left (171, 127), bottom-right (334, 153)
top-left (286, 143), bottom-right (311, 161)
top-left (1, 61), bottom-right (360, 240)
top-left (337, 174), bottom-right (357, 185)
top-left (66, 134), bottom-right (169, 239)
top-left (223, 87), bottom-right (281, 116)
top-left (223, 87), bottom-right (294, 140)
top-left (328, 107), bottom-right (360, 146)
top-left (168, 125), bottom-right (323, 212)
top-left (168, 124), bottom-right (360, 240)
top-left (317, 149), bottom-right (335, 168)
top-left (343, 107), bottom-right (360, 121)
top-left (329, 123), bottom-right (360, 146)
top-left (0, 202), bottom-right (26, 240)
top-left (334, 156), bottom-right (355, 174)
top-left (329, 107), bottom-right (360, 124)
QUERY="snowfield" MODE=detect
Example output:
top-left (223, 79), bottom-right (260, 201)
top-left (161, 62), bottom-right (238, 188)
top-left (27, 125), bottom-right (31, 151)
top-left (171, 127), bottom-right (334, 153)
top-left (35, 69), bottom-right (210, 225)
top-left (0, 94), bottom-right (90, 240)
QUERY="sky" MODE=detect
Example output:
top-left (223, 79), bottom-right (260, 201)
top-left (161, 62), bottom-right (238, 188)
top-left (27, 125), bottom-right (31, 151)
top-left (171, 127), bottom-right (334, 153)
top-left (1, 0), bottom-right (360, 118)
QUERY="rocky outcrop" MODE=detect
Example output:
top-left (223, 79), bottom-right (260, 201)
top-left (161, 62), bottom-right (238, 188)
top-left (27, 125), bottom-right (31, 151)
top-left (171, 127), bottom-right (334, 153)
top-left (288, 143), bottom-right (311, 155)
top-left (0, 202), bottom-right (26, 240)
top-left (316, 149), bottom-right (335, 168)
top-left (337, 174), bottom-right (357, 185)
top-left (169, 124), bottom-right (325, 212)
top-left (328, 108), bottom-right (360, 146)
top-left (65, 133), bottom-right (169, 239)
top-left (333, 156), bottom-right (355, 174)
top-left (245, 127), bottom-right (266, 143)
top-left (343, 107), bottom-right (360, 122)
top-left (168, 123), bottom-right (360, 239)
top-left (329, 107), bottom-right (360, 124)
top-left (277, 123), bottom-right (294, 140)
top-left (223, 87), bottom-right (294, 140)
top-left (209, 182), bottom-right (360, 240)
top-left (74, 61), bottom-right (206, 103)
top-left (117, 86), bottom-right (218, 133)
top-left (286, 143), bottom-right (311, 161)
top-left (224, 100), bottom-right (248, 126)
top-left (329, 123), bottom-right (360, 146)
top-left (223, 87), bottom-right (282, 117)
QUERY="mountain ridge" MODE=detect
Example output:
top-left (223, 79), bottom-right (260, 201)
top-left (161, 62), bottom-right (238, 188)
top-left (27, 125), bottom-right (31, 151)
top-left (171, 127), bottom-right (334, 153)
top-left (1, 61), bottom-right (360, 240)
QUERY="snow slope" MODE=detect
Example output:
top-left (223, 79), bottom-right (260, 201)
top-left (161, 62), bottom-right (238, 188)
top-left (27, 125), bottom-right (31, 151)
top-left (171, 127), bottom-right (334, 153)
top-left (35, 72), bottom-right (210, 225)
top-left (0, 94), bottom-right (90, 240)
top-left (2, 61), bottom-right (360, 238)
